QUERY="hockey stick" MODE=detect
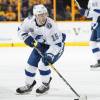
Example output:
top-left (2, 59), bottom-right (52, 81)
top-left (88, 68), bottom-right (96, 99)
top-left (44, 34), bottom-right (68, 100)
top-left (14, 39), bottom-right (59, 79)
top-left (74, 0), bottom-right (81, 9)
top-left (34, 47), bottom-right (80, 97)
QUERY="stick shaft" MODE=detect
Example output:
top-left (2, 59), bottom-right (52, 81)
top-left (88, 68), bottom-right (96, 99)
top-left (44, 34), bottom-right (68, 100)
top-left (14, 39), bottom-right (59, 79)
top-left (35, 47), bottom-right (80, 97)
top-left (75, 0), bottom-right (81, 9)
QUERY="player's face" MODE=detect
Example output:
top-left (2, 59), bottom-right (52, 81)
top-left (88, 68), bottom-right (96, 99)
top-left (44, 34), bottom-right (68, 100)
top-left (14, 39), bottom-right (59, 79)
top-left (35, 13), bottom-right (48, 25)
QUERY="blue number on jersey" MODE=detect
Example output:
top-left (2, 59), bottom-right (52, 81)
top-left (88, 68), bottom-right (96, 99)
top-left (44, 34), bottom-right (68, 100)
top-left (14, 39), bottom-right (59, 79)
top-left (51, 33), bottom-right (59, 41)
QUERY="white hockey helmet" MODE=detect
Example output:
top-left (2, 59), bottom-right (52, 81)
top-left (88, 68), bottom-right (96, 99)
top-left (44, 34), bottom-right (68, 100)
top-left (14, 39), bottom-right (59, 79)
top-left (33, 4), bottom-right (48, 25)
top-left (33, 4), bottom-right (48, 15)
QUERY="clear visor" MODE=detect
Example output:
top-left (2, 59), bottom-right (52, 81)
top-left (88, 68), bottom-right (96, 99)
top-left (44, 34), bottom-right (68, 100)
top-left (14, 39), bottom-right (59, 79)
top-left (35, 13), bottom-right (48, 25)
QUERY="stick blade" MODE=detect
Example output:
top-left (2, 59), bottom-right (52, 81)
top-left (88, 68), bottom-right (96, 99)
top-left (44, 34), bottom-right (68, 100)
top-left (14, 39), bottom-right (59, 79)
top-left (79, 95), bottom-right (87, 100)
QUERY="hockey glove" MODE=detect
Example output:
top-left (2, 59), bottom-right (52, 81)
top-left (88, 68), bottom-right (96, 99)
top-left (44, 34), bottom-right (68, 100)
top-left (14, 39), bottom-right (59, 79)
top-left (79, 8), bottom-right (89, 17)
top-left (42, 53), bottom-right (54, 66)
top-left (24, 36), bottom-right (39, 47)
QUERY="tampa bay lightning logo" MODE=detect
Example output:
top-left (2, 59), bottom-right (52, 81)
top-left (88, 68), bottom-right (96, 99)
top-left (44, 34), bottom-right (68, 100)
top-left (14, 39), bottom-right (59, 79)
top-left (46, 23), bottom-right (52, 29)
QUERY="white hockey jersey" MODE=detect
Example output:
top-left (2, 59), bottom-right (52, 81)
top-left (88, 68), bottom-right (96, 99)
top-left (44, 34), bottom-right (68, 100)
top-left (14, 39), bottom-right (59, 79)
top-left (18, 16), bottom-right (63, 45)
top-left (86, 0), bottom-right (100, 22)
top-left (18, 16), bottom-right (64, 55)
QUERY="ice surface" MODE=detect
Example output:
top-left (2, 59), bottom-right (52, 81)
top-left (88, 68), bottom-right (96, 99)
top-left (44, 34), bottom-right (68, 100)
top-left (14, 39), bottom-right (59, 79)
top-left (0, 47), bottom-right (100, 100)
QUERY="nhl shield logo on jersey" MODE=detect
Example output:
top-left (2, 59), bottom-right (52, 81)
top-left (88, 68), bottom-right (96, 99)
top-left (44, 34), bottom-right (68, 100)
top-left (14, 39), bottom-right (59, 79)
top-left (46, 23), bottom-right (52, 29)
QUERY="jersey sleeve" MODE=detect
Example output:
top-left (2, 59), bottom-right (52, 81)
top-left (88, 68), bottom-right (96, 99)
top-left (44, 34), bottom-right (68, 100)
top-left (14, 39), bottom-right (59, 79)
top-left (84, 8), bottom-right (100, 19)
top-left (46, 44), bottom-right (63, 55)
top-left (17, 18), bottom-right (30, 41)
top-left (45, 19), bottom-right (64, 55)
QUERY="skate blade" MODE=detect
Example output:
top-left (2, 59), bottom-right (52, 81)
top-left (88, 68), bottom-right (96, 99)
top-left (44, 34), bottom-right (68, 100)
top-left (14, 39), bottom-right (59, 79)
top-left (90, 67), bottom-right (100, 71)
top-left (36, 92), bottom-right (48, 96)
top-left (16, 92), bottom-right (31, 95)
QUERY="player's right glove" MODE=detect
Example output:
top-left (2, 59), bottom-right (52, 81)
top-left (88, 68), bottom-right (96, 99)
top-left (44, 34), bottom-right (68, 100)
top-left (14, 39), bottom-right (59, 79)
top-left (24, 35), bottom-right (40, 48)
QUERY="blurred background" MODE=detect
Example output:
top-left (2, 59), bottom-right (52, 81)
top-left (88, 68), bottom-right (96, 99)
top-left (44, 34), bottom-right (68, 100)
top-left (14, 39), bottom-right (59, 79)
top-left (0, 0), bottom-right (91, 22)
top-left (0, 0), bottom-right (92, 47)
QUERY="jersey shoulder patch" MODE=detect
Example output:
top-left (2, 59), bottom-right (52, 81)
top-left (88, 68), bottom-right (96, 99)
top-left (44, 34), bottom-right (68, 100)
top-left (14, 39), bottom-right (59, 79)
top-left (46, 22), bottom-right (52, 29)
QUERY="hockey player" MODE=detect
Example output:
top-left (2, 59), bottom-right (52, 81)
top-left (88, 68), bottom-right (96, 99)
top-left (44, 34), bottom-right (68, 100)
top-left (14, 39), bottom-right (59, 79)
top-left (75, 0), bottom-right (100, 68)
top-left (16, 4), bottom-right (66, 94)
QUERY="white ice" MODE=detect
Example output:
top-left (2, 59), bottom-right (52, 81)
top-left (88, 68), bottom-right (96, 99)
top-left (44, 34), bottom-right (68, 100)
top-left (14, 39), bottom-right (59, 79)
top-left (0, 46), bottom-right (100, 100)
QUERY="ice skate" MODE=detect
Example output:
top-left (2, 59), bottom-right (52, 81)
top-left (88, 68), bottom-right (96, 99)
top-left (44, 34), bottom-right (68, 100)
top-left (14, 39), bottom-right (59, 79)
top-left (36, 77), bottom-right (52, 95)
top-left (90, 63), bottom-right (100, 71)
top-left (90, 63), bottom-right (100, 68)
top-left (16, 80), bottom-right (36, 94)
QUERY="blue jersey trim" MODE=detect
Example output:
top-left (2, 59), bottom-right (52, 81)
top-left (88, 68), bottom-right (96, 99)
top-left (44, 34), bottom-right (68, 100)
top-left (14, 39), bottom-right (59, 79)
top-left (94, 9), bottom-right (100, 13)
top-left (92, 48), bottom-right (100, 53)
top-left (25, 70), bottom-right (36, 77)
top-left (39, 69), bottom-right (51, 75)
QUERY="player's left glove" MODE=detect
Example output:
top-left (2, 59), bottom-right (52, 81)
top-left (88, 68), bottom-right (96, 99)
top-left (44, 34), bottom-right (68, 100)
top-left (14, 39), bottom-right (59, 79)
top-left (42, 53), bottom-right (54, 66)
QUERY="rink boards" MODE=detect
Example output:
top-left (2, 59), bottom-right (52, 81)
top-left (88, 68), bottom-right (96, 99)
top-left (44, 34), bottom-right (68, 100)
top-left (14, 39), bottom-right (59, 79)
top-left (0, 22), bottom-right (91, 47)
